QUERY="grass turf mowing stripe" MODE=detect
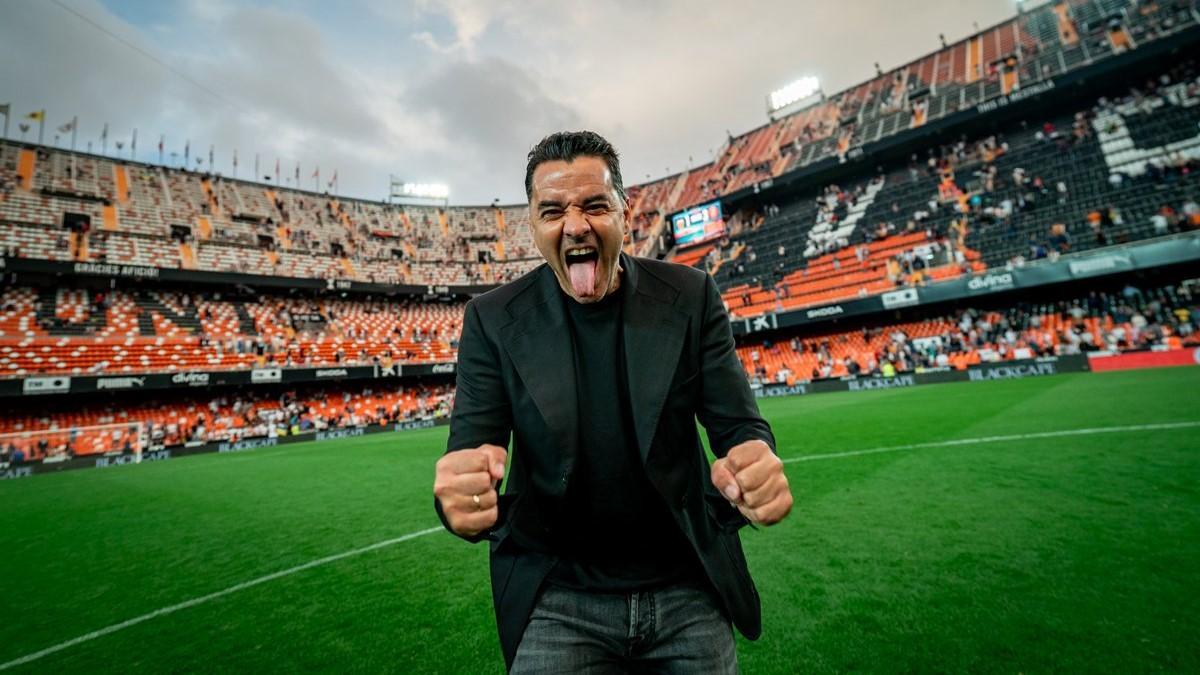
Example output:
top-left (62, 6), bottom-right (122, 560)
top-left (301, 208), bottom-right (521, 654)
top-left (0, 526), bottom-right (445, 671)
top-left (782, 421), bottom-right (1200, 463)
top-left (5, 418), bottom-right (1196, 670)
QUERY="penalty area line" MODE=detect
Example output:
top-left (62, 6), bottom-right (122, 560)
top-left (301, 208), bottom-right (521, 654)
top-left (0, 526), bottom-right (445, 671)
top-left (782, 421), bottom-right (1200, 463)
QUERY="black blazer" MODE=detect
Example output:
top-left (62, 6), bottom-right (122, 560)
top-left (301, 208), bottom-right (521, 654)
top-left (436, 253), bottom-right (776, 670)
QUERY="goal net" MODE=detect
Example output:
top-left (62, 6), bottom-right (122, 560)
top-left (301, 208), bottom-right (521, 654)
top-left (0, 421), bottom-right (147, 464)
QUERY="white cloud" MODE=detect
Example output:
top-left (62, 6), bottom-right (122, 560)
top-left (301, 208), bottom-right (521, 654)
top-left (2, 0), bottom-right (1020, 204)
top-left (411, 0), bottom-right (498, 55)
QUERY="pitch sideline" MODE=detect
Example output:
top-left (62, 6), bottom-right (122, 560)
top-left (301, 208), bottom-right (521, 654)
top-left (0, 527), bottom-right (445, 671)
top-left (781, 421), bottom-right (1200, 463)
top-left (4, 420), bottom-right (1198, 670)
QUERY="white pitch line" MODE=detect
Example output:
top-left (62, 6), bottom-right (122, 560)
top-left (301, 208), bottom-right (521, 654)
top-left (6, 421), bottom-right (1199, 670)
top-left (782, 421), bottom-right (1200, 463)
top-left (0, 526), bottom-right (445, 671)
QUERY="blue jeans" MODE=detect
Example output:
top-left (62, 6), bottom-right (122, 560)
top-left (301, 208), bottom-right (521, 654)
top-left (510, 580), bottom-right (738, 674)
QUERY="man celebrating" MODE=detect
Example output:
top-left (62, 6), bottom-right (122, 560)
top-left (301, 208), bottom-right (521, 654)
top-left (434, 131), bottom-right (792, 672)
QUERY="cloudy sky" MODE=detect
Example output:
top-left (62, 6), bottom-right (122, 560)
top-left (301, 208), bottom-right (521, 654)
top-left (1, 0), bottom-right (1019, 205)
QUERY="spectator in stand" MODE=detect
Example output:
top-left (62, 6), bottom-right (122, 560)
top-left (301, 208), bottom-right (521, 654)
top-left (1159, 205), bottom-right (1180, 233)
top-left (1150, 210), bottom-right (1170, 235)
top-left (737, 282), bottom-right (1198, 382)
top-left (1183, 200), bottom-right (1200, 230)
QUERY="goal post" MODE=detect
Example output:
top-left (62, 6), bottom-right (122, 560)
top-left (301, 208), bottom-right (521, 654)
top-left (0, 421), bottom-right (147, 464)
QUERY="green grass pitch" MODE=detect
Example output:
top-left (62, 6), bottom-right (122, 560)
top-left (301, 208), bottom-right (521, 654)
top-left (1, 367), bottom-right (1198, 673)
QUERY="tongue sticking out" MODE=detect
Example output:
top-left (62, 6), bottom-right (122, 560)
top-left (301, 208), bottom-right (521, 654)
top-left (567, 259), bottom-right (597, 298)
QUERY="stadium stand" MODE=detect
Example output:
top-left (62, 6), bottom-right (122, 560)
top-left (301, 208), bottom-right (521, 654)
top-left (4, 270), bottom-right (1195, 384)
top-left (2, 0), bottom-right (1199, 473)
top-left (2, 50), bottom-right (1197, 379)
top-left (2, 279), bottom-right (1194, 464)
top-left (0, 141), bottom-right (542, 285)
top-left (690, 57), bottom-right (1200, 318)
top-left (0, 287), bottom-right (462, 376)
top-left (3, 0), bottom-right (1194, 291)
top-left (642, 0), bottom-right (1199, 221)
top-left (738, 281), bottom-right (1198, 384)
top-left (0, 381), bottom-right (453, 463)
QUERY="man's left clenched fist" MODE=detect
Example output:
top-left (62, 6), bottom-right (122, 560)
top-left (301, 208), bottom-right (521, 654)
top-left (710, 439), bottom-right (793, 526)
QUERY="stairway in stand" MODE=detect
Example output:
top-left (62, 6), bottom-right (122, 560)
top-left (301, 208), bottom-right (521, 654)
top-left (234, 303), bottom-right (258, 335)
top-left (178, 242), bottom-right (197, 269)
top-left (17, 149), bottom-right (36, 190)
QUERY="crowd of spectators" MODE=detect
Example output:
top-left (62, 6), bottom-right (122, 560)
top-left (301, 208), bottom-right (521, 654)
top-left (5, 278), bottom-right (1197, 465)
top-left (745, 281), bottom-right (1197, 384)
top-left (1, 382), bottom-right (454, 464)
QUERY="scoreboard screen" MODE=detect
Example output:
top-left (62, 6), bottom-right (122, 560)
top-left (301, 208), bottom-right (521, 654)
top-left (670, 200), bottom-right (726, 248)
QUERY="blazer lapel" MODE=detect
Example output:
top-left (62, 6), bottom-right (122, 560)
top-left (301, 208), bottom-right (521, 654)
top-left (500, 266), bottom-right (578, 450)
top-left (621, 255), bottom-right (688, 465)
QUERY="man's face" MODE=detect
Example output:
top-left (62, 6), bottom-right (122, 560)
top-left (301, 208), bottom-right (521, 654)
top-left (529, 157), bottom-right (630, 304)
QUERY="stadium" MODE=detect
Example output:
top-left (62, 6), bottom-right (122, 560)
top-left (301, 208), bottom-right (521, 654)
top-left (2, 0), bottom-right (1199, 672)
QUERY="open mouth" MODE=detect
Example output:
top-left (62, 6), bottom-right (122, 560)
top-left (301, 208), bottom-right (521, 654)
top-left (564, 246), bottom-right (599, 297)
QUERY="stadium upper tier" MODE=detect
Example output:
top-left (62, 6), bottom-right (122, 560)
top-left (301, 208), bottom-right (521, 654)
top-left (1, 0), bottom-right (1195, 291)
top-left (676, 58), bottom-right (1200, 317)
top-left (0, 141), bottom-right (545, 285)
top-left (638, 0), bottom-right (1198, 221)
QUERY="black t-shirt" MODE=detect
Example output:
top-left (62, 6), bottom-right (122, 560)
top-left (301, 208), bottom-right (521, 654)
top-left (546, 283), bottom-right (703, 592)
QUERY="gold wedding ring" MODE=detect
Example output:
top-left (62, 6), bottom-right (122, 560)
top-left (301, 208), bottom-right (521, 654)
top-left (472, 493), bottom-right (482, 509)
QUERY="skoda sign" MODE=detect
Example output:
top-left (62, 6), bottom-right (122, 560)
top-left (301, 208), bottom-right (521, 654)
top-left (805, 305), bottom-right (844, 320)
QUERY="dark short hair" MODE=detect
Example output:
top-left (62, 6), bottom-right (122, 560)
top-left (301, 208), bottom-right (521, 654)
top-left (524, 130), bottom-right (626, 204)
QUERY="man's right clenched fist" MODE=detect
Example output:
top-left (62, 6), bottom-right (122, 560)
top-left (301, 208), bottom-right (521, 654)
top-left (434, 444), bottom-right (507, 538)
